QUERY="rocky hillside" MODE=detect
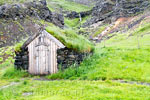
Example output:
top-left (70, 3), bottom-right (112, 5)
top-left (83, 0), bottom-right (150, 26)
top-left (1, 0), bottom-right (150, 48)
top-left (0, 0), bottom-right (64, 47)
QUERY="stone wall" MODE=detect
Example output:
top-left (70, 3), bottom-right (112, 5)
top-left (14, 47), bottom-right (91, 71)
top-left (14, 48), bottom-right (29, 70)
top-left (57, 47), bottom-right (90, 70)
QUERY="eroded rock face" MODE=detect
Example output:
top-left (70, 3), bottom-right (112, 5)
top-left (0, 0), bottom-right (64, 28)
top-left (83, 0), bottom-right (150, 26)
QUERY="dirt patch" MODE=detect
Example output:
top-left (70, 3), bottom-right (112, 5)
top-left (113, 80), bottom-right (150, 86)
top-left (22, 92), bottom-right (33, 96)
top-left (0, 82), bottom-right (20, 90)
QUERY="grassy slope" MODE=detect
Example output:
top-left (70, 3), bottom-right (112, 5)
top-left (0, 15), bottom-right (150, 100)
top-left (47, 16), bottom-right (150, 82)
top-left (1, 25), bottom-right (150, 99)
top-left (47, 0), bottom-right (92, 12)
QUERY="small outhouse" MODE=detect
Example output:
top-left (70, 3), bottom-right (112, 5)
top-left (20, 30), bottom-right (65, 75)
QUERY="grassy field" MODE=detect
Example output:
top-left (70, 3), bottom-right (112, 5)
top-left (1, 80), bottom-right (150, 100)
top-left (47, 19), bottom-right (150, 82)
top-left (0, 23), bottom-right (150, 100)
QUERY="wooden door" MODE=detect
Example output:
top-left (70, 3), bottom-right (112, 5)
top-left (35, 44), bottom-right (50, 75)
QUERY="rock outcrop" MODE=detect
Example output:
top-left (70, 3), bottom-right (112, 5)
top-left (0, 0), bottom-right (64, 28)
top-left (83, 0), bottom-right (150, 27)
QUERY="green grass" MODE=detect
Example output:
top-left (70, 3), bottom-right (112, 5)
top-left (93, 24), bottom-right (108, 37)
top-left (0, 60), bottom-right (29, 87)
top-left (1, 80), bottom-right (150, 100)
top-left (0, 3), bottom-right (150, 100)
top-left (47, 0), bottom-right (92, 12)
top-left (64, 18), bottom-right (80, 28)
top-left (47, 46), bottom-right (150, 82)
top-left (65, 16), bottom-right (90, 28)
top-left (47, 21), bottom-right (150, 82)
top-left (133, 22), bottom-right (150, 36)
top-left (0, 57), bottom-right (3, 62)
top-left (46, 26), bottom-right (94, 53)
top-left (1, 67), bottom-right (29, 79)
top-left (14, 42), bottom-right (24, 52)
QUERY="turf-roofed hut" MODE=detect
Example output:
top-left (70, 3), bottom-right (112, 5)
top-left (14, 27), bottom-right (94, 75)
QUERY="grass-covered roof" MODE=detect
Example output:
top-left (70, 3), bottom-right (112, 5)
top-left (46, 26), bottom-right (94, 53)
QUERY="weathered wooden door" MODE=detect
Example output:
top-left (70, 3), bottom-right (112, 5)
top-left (34, 36), bottom-right (50, 75)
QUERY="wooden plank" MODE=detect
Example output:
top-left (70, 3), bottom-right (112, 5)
top-left (28, 45), bottom-right (30, 73)
top-left (43, 30), bottom-right (65, 48)
top-left (51, 41), bottom-right (53, 74)
top-left (49, 39), bottom-right (51, 74)
top-left (31, 42), bottom-right (33, 74)
top-left (53, 42), bottom-right (55, 74)
top-left (55, 44), bottom-right (57, 73)
top-left (35, 37), bottom-right (39, 75)
top-left (46, 37), bottom-right (49, 74)
top-left (32, 41), bottom-right (34, 74)
top-left (33, 41), bottom-right (35, 74)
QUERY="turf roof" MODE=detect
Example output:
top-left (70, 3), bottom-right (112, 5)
top-left (46, 26), bottom-right (94, 53)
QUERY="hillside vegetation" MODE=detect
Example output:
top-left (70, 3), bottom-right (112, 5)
top-left (47, 0), bottom-right (92, 12)
top-left (0, 0), bottom-right (150, 100)
top-left (47, 22), bottom-right (150, 82)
